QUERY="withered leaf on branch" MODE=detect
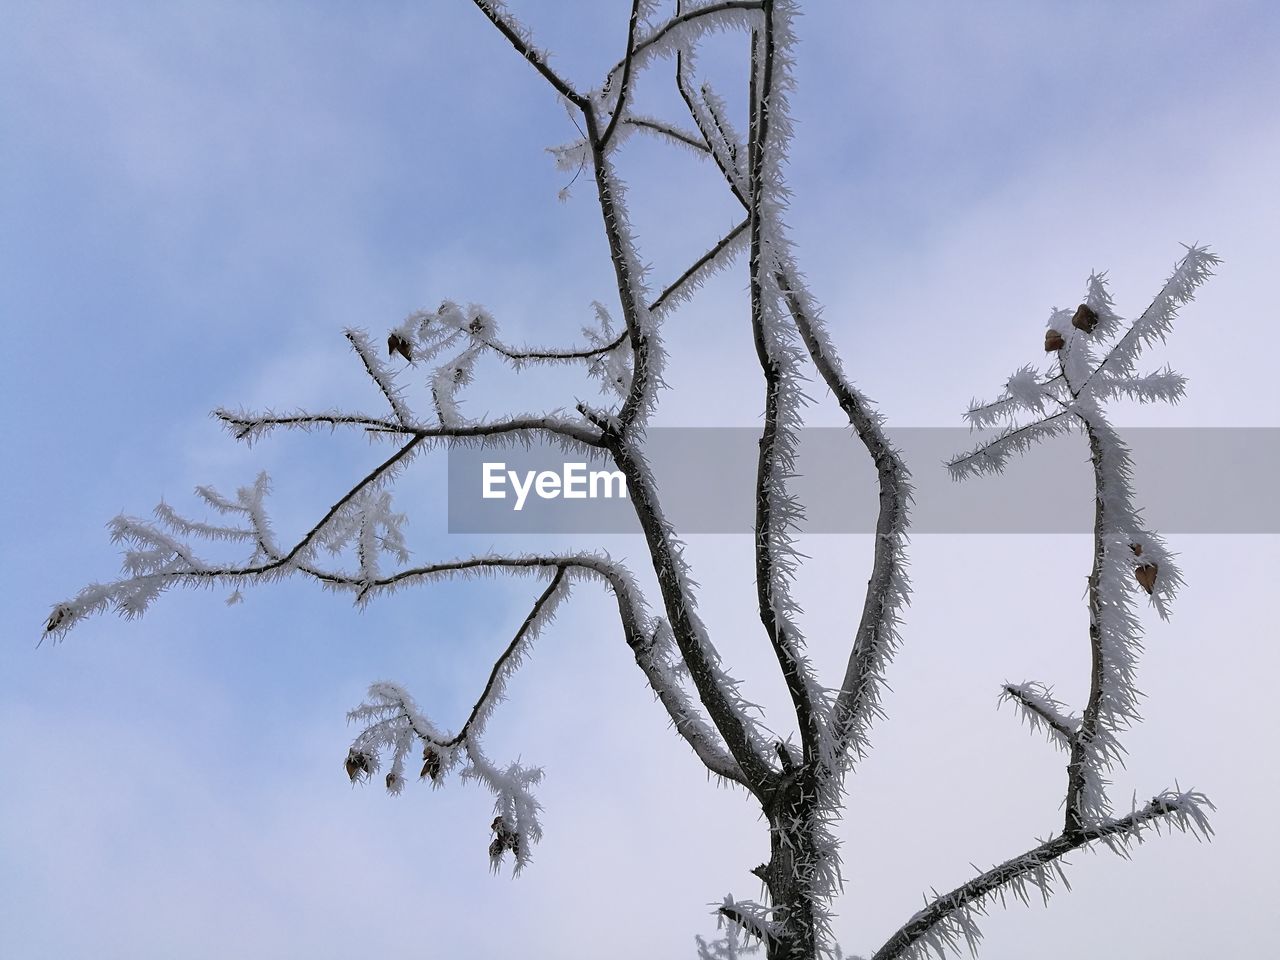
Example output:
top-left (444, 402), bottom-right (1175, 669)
top-left (1072, 303), bottom-right (1099, 333)
top-left (344, 749), bottom-right (374, 782)
top-left (490, 815), bottom-right (519, 855)
top-left (420, 747), bottom-right (442, 782)
top-left (1135, 562), bottom-right (1159, 595)
top-left (387, 332), bottom-right (413, 362)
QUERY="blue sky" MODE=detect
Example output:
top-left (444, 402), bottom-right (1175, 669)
top-left (3, 2), bottom-right (1278, 957)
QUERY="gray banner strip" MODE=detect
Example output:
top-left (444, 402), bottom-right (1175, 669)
top-left (447, 428), bottom-right (1276, 534)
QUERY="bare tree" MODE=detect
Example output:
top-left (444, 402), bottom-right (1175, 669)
top-left (45, 2), bottom-right (1218, 958)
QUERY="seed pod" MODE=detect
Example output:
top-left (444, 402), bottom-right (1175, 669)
top-left (1072, 303), bottom-right (1099, 334)
top-left (1045, 329), bottom-right (1065, 352)
top-left (45, 605), bottom-right (70, 633)
top-left (420, 748), bottom-right (442, 782)
top-left (488, 837), bottom-right (505, 860)
top-left (490, 816), bottom-right (520, 853)
top-left (1135, 562), bottom-right (1159, 595)
top-left (1130, 543), bottom-right (1143, 557)
top-left (385, 771), bottom-right (401, 792)
top-left (387, 332), bottom-right (413, 362)
top-left (345, 749), bottom-right (373, 782)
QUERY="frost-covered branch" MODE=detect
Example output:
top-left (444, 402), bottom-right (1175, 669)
top-left (888, 255), bottom-right (1218, 956)
top-left (962, 371), bottom-right (1066, 429)
top-left (869, 790), bottom-right (1214, 960)
top-left (946, 411), bottom-right (1075, 479)
top-left (428, 216), bottom-right (746, 384)
top-left (670, 4), bottom-right (912, 781)
top-left (674, 37), bottom-right (749, 204)
top-left (999, 682), bottom-right (1078, 750)
top-left (345, 568), bottom-right (571, 872)
top-left (46, 4), bottom-right (1224, 957)
top-left (746, 0), bottom-right (822, 762)
top-left (781, 280), bottom-right (912, 770)
top-left (623, 115), bottom-right (711, 153)
top-left (467, 0), bottom-right (589, 108)
top-left (606, 0), bottom-right (765, 94)
top-left (1078, 245), bottom-right (1220, 394)
top-left (600, 0), bottom-right (645, 146)
top-left (464, 0), bottom-right (779, 797)
top-left (718, 895), bottom-right (778, 948)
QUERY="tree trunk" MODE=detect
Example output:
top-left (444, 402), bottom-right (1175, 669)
top-left (760, 781), bottom-right (821, 960)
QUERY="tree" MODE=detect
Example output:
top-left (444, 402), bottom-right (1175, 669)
top-left (44, 2), bottom-right (1218, 957)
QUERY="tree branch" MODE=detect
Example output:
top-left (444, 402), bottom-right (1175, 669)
top-left (607, 0), bottom-right (765, 84)
top-left (446, 568), bottom-right (569, 747)
top-left (744, 5), bottom-right (820, 760)
top-left (781, 278), bottom-right (912, 766)
top-left (869, 792), bottom-right (1214, 960)
top-left (466, 216), bottom-right (749, 366)
top-left (946, 411), bottom-right (1074, 479)
top-left (606, 437), bottom-right (778, 790)
top-left (468, 0), bottom-right (589, 108)
top-left (600, 0), bottom-right (644, 146)
top-left (622, 116), bottom-right (712, 153)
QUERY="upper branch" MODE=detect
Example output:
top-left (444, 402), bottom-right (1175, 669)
top-left (468, 0), bottom-right (590, 108)
top-left (674, 65), bottom-right (747, 205)
top-left (782, 279), bottom-right (912, 767)
top-left (462, 217), bottom-right (749, 369)
top-left (744, 4), bottom-right (821, 759)
top-left (606, 438), bottom-right (778, 790)
top-left (600, 0), bottom-right (644, 146)
top-left (606, 0), bottom-right (765, 85)
top-left (869, 791), bottom-right (1214, 960)
top-left (622, 116), bottom-right (711, 154)
top-left (1077, 245), bottom-right (1219, 395)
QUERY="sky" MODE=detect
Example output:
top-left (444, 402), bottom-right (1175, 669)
top-left (2, 1), bottom-right (1278, 958)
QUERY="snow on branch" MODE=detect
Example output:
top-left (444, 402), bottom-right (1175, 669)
top-left (880, 252), bottom-right (1219, 957)
top-left (694, 895), bottom-right (775, 958)
top-left (999, 682), bottom-right (1079, 750)
top-left (1082, 245), bottom-right (1220, 388)
top-left (622, 115), bottom-right (713, 155)
top-left (468, 0), bottom-right (588, 107)
top-left (962, 369), bottom-right (1065, 429)
top-left (345, 568), bottom-right (570, 873)
top-left (947, 411), bottom-right (1076, 480)
top-left (601, 0), bottom-right (765, 110)
top-left (345, 328), bottom-right (414, 426)
top-left (46, 3), bottom-right (1224, 956)
top-left (868, 790), bottom-right (1214, 960)
top-left (669, 0), bottom-right (911, 788)
top-left (49, 382), bottom-right (755, 792)
top-left (743, 0), bottom-right (824, 773)
top-left (672, 40), bottom-right (748, 202)
top-left (1087, 367), bottom-right (1188, 405)
top-left (599, 0), bottom-right (648, 147)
